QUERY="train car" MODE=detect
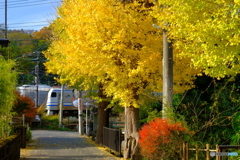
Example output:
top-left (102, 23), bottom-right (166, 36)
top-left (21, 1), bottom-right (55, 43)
top-left (46, 88), bottom-right (77, 115)
top-left (16, 84), bottom-right (51, 106)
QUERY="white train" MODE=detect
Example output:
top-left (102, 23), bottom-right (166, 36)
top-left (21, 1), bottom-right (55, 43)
top-left (46, 88), bottom-right (77, 115)
top-left (16, 84), bottom-right (51, 106)
top-left (17, 85), bottom-right (94, 116)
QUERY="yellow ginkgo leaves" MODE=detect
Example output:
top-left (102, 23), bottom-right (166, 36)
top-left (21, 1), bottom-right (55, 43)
top-left (153, 0), bottom-right (240, 78)
top-left (44, 0), bottom-right (199, 108)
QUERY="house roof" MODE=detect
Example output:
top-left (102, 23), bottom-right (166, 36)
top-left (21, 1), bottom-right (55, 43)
top-left (0, 37), bottom-right (9, 41)
top-left (0, 37), bottom-right (10, 47)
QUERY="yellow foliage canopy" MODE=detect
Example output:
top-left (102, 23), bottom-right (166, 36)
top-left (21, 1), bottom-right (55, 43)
top-left (153, 0), bottom-right (240, 78)
top-left (44, 0), bottom-right (199, 107)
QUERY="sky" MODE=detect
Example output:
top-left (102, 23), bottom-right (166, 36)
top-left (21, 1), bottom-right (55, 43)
top-left (0, 0), bottom-right (61, 31)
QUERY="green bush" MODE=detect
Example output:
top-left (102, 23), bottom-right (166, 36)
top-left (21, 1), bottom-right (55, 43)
top-left (0, 58), bottom-right (17, 139)
top-left (26, 128), bottom-right (32, 141)
top-left (41, 115), bottom-right (59, 130)
top-left (40, 114), bottom-right (71, 131)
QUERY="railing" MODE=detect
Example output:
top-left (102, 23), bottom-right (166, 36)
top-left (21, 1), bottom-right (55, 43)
top-left (103, 127), bottom-right (123, 156)
top-left (182, 142), bottom-right (240, 160)
top-left (0, 134), bottom-right (21, 160)
top-left (109, 121), bottom-right (124, 129)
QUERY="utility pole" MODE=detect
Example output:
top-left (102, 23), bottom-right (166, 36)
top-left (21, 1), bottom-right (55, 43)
top-left (152, 24), bottom-right (173, 118)
top-left (73, 89), bottom-right (84, 135)
top-left (78, 98), bottom-right (84, 135)
top-left (162, 29), bottom-right (173, 118)
top-left (5, 0), bottom-right (7, 39)
top-left (86, 104), bottom-right (88, 135)
top-left (33, 52), bottom-right (40, 108)
top-left (59, 84), bottom-right (64, 128)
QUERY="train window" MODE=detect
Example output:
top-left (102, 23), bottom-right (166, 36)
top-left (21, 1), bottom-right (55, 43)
top-left (51, 92), bottom-right (57, 97)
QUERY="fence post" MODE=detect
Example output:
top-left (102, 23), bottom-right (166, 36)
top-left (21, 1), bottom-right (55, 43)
top-left (196, 144), bottom-right (198, 160)
top-left (182, 142), bottom-right (185, 160)
top-left (182, 142), bottom-right (188, 160)
top-left (119, 128), bottom-right (121, 157)
top-left (109, 128), bottom-right (111, 153)
top-left (103, 127), bottom-right (105, 147)
top-left (216, 145), bottom-right (219, 160)
top-left (206, 144), bottom-right (210, 160)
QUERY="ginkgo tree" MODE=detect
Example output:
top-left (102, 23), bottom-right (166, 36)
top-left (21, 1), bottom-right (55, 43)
top-left (44, 0), bottom-right (199, 158)
top-left (153, 0), bottom-right (240, 78)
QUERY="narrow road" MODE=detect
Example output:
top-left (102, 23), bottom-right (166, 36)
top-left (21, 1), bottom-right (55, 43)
top-left (21, 130), bottom-right (119, 160)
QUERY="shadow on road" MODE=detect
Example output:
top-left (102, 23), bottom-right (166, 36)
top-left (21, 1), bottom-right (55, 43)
top-left (20, 130), bottom-right (118, 160)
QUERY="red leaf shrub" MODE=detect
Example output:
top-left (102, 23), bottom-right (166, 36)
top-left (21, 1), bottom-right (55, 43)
top-left (13, 91), bottom-right (36, 124)
top-left (139, 118), bottom-right (186, 160)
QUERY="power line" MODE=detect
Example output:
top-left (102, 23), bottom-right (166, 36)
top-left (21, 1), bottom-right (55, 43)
top-left (6, 21), bottom-right (51, 28)
top-left (6, 21), bottom-right (51, 29)
top-left (0, 21), bottom-right (51, 29)
top-left (0, 0), bottom-right (29, 4)
top-left (0, 0), bottom-right (49, 5)
top-left (0, 2), bottom-right (59, 9)
top-left (0, 1), bottom-right (60, 31)
top-left (7, 21), bottom-right (49, 25)
top-left (0, 0), bottom-right (59, 5)
top-left (0, 1), bottom-right (60, 9)
top-left (0, 0), bottom-right (48, 5)
top-left (8, 24), bottom-right (49, 29)
top-left (8, 38), bottom-right (49, 41)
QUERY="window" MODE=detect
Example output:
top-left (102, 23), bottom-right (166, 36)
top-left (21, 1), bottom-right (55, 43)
top-left (51, 92), bottom-right (57, 97)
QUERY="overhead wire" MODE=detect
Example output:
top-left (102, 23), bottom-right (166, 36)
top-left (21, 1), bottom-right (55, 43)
top-left (0, 0), bottom-right (29, 4)
top-left (6, 21), bottom-right (50, 29)
top-left (8, 21), bottom-right (49, 25)
top-left (0, 1), bottom-right (60, 9)
top-left (0, 0), bottom-right (60, 5)
top-left (0, 0), bottom-right (49, 5)
top-left (9, 25), bottom-right (49, 29)
top-left (8, 38), bottom-right (48, 41)
top-left (0, 0), bottom-right (61, 30)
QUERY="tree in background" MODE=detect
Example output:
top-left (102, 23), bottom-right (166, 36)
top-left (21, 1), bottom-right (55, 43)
top-left (175, 74), bottom-right (240, 146)
top-left (0, 30), bottom-right (37, 85)
top-left (8, 31), bottom-right (34, 55)
top-left (0, 27), bottom-right (57, 86)
top-left (32, 26), bottom-right (53, 51)
top-left (0, 30), bottom-right (34, 59)
top-left (30, 26), bottom-right (58, 86)
top-left (0, 58), bottom-right (17, 139)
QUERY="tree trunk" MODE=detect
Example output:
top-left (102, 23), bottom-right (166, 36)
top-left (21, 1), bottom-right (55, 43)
top-left (124, 106), bottom-right (142, 160)
top-left (162, 29), bottom-right (173, 118)
top-left (96, 83), bottom-right (110, 145)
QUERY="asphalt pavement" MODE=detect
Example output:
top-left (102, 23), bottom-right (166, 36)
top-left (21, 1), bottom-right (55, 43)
top-left (20, 130), bottom-right (120, 160)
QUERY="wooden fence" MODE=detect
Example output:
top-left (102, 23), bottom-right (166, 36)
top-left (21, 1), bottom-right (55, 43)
top-left (0, 134), bottom-right (21, 160)
top-left (182, 142), bottom-right (240, 160)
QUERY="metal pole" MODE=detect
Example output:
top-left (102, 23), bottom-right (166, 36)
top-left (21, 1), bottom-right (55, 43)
top-left (36, 60), bottom-right (39, 107)
top-left (34, 52), bottom-right (40, 108)
top-left (32, 51), bottom-right (42, 108)
top-left (78, 98), bottom-right (83, 135)
top-left (5, 0), bottom-right (7, 39)
top-left (162, 29), bottom-right (173, 118)
top-left (59, 84), bottom-right (64, 128)
top-left (22, 114), bottom-right (25, 126)
top-left (86, 107), bottom-right (88, 135)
